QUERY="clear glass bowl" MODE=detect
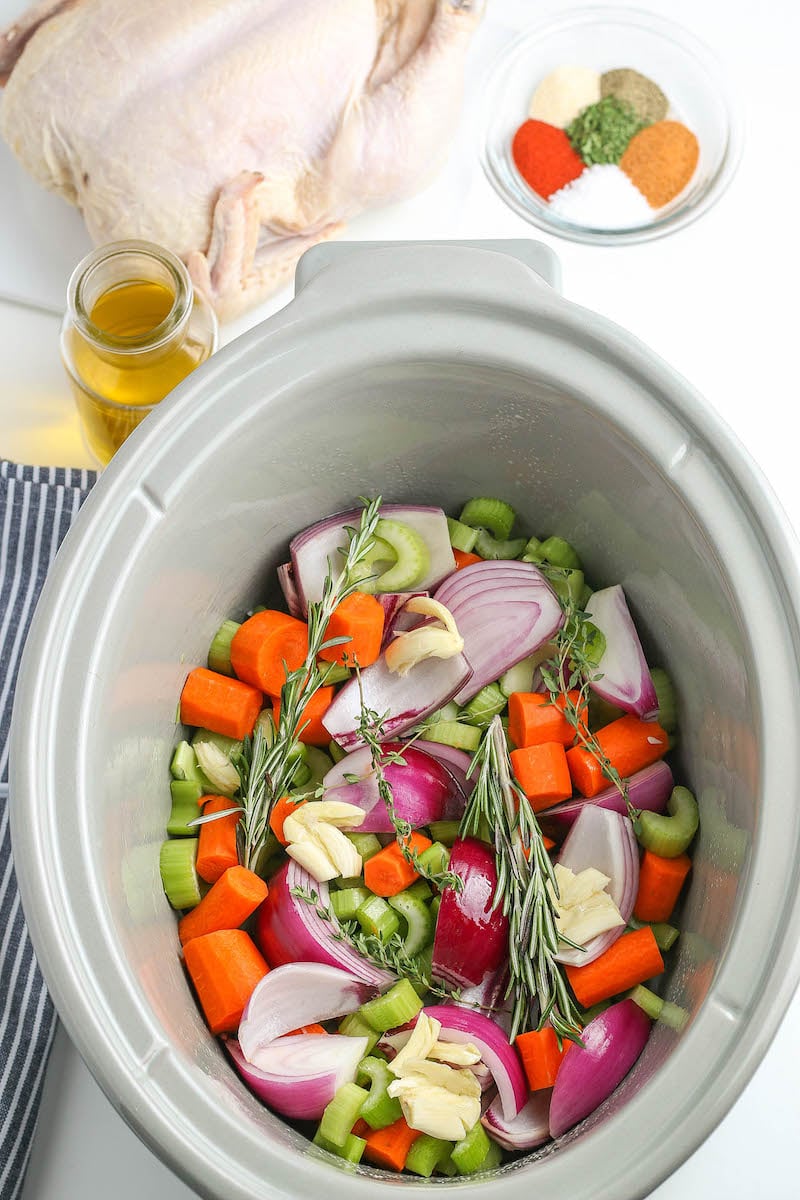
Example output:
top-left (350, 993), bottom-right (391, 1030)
top-left (480, 6), bottom-right (743, 244)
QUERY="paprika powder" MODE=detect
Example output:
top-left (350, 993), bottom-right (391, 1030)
top-left (512, 119), bottom-right (585, 199)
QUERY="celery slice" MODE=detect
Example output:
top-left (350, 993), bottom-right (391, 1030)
top-left (422, 721), bottom-right (481, 752)
top-left (539, 535), bottom-right (582, 570)
top-left (331, 887), bottom-right (371, 922)
top-left (207, 619), bottom-right (240, 676)
top-left (405, 1133), bottom-right (454, 1177)
top-left (318, 1081), bottom-right (369, 1148)
top-left (650, 667), bottom-right (678, 732)
top-left (159, 838), bottom-right (201, 910)
top-left (312, 1127), bottom-right (366, 1164)
top-left (359, 978), bottom-right (423, 1033)
top-left (446, 517), bottom-right (478, 553)
top-left (459, 497), bottom-right (516, 541)
top-left (427, 821), bottom-right (460, 847)
top-left (345, 832), bottom-right (382, 862)
top-left (167, 779), bottom-right (203, 836)
top-left (416, 842), bottom-right (449, 878)
top-left (387, 890), bottom-right (434, 956)
top-left (356, 1057), bottom-right (403, 1130)
top-left (451, 1121), bottom-right (493, 1174)
top-left (460, 683), bottom-right (507, 727)
top-left (356, 895), bottom-right (400, 943)
top-left (338, 1012), bottom-right (380, 1054)
top-left (472, 530), bottom-right (527, 561)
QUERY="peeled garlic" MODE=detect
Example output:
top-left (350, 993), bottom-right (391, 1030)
top-left (384, 597), bottom-right (464, 677)
top-left (283, 799), bottom-right (365, 883)
top-left (387, 1012), bottom-right (483, 1141)
top-left (194, 740), bottom-right (240, 796)
top-left (548, 863), bottom-right (625, 947)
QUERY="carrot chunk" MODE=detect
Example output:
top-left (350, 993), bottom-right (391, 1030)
top-left (183, 929), bottom-right (269, 1035)
top-left (196, 795), bottom-right (240, 884)
top-left (565, 926), bottom-right (664, 1008)
top-left (318, 591), bottom-right (385, 668)
top-left (634, 851), bottom-right (692, 922)
top-left (269, 794), bottom-right (307, 845)
top-left (515, 1025), bottom-right (570, 1091)
top-left (510, 742), bottom-right (572, 812)
top-left (180, 667), bottom-right (262, 740)
top-left (230, 610), bottom-right (309, 697)
top-left (566, 715), bottom-right (668, 798)
top-left (361, 1116), bottom-right (421, 1171)
top-left (452, 549), bottom-right (482, 570)
top-left (363, 832), bottom-right (432, 897)
top-left (508, 690), bottom-right (587, 749)
top-left (178, 865), bottom-right (268, 946)
top-left (271, 685), bottom-right (335, 745)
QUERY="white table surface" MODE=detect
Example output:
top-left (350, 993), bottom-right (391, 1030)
top-left (3, 0), bottom-right (799, 1196)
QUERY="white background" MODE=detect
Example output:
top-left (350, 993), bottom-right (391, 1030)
top-left (2, 0), bottom-right (799, 1196)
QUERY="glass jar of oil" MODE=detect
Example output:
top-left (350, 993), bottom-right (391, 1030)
top-left (61, 240), bottom-right (218, 465)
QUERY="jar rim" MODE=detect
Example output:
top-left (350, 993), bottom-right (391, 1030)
top-left (67, 239), bottom-right (193, 354)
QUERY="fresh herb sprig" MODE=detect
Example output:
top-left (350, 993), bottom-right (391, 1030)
top-left (538, 587), bottom-right (636, 820)
top-left (354, 678), bottom-right (462, 894)
top-left (462, 717), bottom-right (583, 1044)
top-left (236, 497), bottom-right (383, 870)
top-left (290, 884), bottom-right (457, 1002)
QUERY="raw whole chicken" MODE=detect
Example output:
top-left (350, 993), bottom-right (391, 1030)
top-left (0, 0), bottom-right (483, 319)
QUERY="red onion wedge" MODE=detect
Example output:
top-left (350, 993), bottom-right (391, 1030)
top-left (585, 586), bottom-right (658, 719)
top-left (482, 1089), bottom-right (551, 1150)
top-left (276, 563), bottom-right (304, 620)
top-left (378, 591), bottom-right (429, 642)
top-left (554, 807), bottom-right (638, 967)
top-left (423, 1005), bottom-right (527, 1121)
top-left (238, 964), bottom-right (377, 1063)
top-left (432, 838), bottom-right (509, 989)
top-left (256, 861), bottom-right (394, 988)
top-left (226, 1034), bottom-right (368, 1121)
top-left (291, 505), bottom-right (455, 608)
top-left (413, 740), bottom-right (475, 806)
top-left (456, 966), bottom-right (512, 1035)
top-left (433, 561), bottom-right (564, 705)
top-left (322, 650), bottom-right (472, 751)
top-left (540, 761), bottom-right (673, 839)
top-left (321, 742), bottom-right (458, 832)
top-left (549, 1000), bottom-right (651, 1138)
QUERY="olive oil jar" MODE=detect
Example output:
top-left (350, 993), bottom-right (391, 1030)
top-left (61, 240), bottom-right (218, 464)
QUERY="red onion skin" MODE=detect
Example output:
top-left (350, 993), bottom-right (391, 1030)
top-left (585, 585), bottom-right (659, 720)
top-left (433, 562), bottom-right (564, 705)
top-left (423, 1005), bottom-right (528, 1120)
top-left (549, 1000), bottom-right (652, 1138)
top-left (482, 1089), bottom-right (551, 1150)
top-left (541, 761), bottom-right (673, 839)
top-left (226, 1036), bottom-right (364, 1121)
top-left (276, 563), bottom-right (304, 619)
top-left (256, 862), bottom-right (394, 987)
top-left (432, 837), bottom-right (509, 989)
top-left (322, 743), bottom-right (457, 832)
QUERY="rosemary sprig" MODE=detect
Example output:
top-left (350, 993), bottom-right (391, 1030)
top-left (354, 679), bottom-right (462, 894)
top-left (236, 497), bottom-right (383, 870)
top-left (461, 717), bottom-right (583, 1044)
top-left (538, 586), bottom-right (636, 820)
top-left (290, 884), bottom-right (458, 1002)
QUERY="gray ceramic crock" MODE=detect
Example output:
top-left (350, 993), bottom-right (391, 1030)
top-left (10, 241), bottom-right (800, 1199)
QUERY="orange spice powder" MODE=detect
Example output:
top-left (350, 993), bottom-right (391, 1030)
top-left (620, 121), bottom-right (699, 208)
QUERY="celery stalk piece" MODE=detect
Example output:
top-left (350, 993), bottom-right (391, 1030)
top-left (356, 1057), bottom-right (403, 1130)
top-left (446, 517), bottom-right (478, 553)
top-left (355, 895), bottom-right (400, 943)
top-left (427, 821), bottom-right (460, 847)
top-left (167, 779), bottom-right (203, 836)
top-left (458, 497), bottom-right (516, 541)
top-left (387, 890), bottom-right (434, 956)
top-left (159, 838), bottom-right (202, 909)
top-left (359, 978), bottom-right (423, 1033)
top-left (339, 1012), bottom-right (380, 1055)
top-left (405, 1134), bottom-right (454, 1177)
top-left (422, 721), bottom-right (481, 752)
top-left (207, 619), bottom-right (240, 676)
top-left (319, 1081), bottom-right (369, 1148)
top-left (451, 1121), bottom-right (493, 1174)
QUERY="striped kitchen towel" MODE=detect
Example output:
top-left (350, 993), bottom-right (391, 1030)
top-left (0, 461), bottom-right (97, 1200)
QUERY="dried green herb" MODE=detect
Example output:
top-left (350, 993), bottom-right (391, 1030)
top-left (567, 96), bottom-right (648, 166)
top-left (601, 68), bottom-right (668, 125)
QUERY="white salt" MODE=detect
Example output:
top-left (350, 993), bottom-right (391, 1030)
top-left (548, 164), bottom-right (653, 230)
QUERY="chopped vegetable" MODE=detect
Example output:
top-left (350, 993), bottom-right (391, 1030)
top-left (634, 850), bottom-right (692, 922)
top-left (510, 741), bottom-right (573, 810)
top-left (271, 685), bottom-right (335, 746)
top-left (318, 591), bottom-right (385, 668)
top-left (566, 714), bottom-right (669, 798)
top-left (452, 549), bottom-right (482, 570)
top-left (565, 926), bottom-right (665, 1008)
top-left (183, 929), bottom-right (269, 1035)
top-left (230, 609), bottom-right (309, 697)
top-left (196, 795), bottom-right (241, 884)
top-left (361, 1115), bottom-right (421, 1171)
top-left (363, 831), bottom-right (433, 897)
top-left (515, 1025), bottom-right (570, 1091)
top-left (508, 689), bottom-right (587, 748)
top-left (180, 667), bottom-right (262, 740)
top-left (635, 785), bottom-right (699, 857)
top-left (207, 618), bottom-right (241, 676)
top-left (178, 865), bottom-right (268, 945)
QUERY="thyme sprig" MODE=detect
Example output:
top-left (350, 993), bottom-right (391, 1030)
top-left (461, 717), bottom-right (583, 1044)
top-left (236, 497), bottom-right (383, 870)
top-left (290, 884), bottom-right (458, 1002)
top-left (539, 587), bottom-right (636, 821)
top-left (354, 677), bottom-right (463, 894)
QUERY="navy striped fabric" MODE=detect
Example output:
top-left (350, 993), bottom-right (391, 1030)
top-left (0, 461), bottom-right (97, 1200)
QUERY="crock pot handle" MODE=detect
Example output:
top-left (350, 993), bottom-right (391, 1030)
top-left (293, 238), bottom-right (562, 297)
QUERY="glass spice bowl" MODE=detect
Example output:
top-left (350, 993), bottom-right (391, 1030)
top-left (480, 6), bottom-right (743, 245)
